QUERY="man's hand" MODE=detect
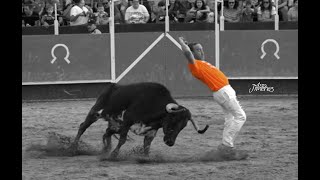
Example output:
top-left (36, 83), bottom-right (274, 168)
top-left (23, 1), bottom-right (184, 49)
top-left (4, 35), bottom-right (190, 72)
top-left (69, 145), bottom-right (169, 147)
top-left (178, 37), bottom-right (188, 45)
top-left (178, 36), bottom-right (195, 64)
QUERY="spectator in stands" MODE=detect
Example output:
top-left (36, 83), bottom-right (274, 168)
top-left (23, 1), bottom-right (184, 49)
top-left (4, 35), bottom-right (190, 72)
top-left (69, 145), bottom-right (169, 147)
top-left (93, 0), bottom-right (103, 11)
top-left (257, 0), bottom-right (276, 22)
top-left (94, 3), bottom-right (110, 24)
top-left (70, 0), bottom-right (91, 26)
top-left (155, 0), bottom-right (166, 23)
top-left (205, 0), bottom-right (214, 23)
top-left (65, 0), bottom-right (73, 6)
top-left (184, 0), bottom-right (196, 10)
top-left (146, 0), bottom-right (157, 23)
top-left (87, 17), bottom-right (102, 34)
top-left (167, 0), bottom-right (187, 23)
top-left (241, 0), bottom-right (254, 22)
top-left (276, 0), bottom-right (288, 21)
top-left (185, 0), bottom-right (211, 23)
top-left (117, 0), bottom-right (129, 23)
top-left (102, 0), bottom-right (122, 24)
top-left (287, 0), bottom-right (294, 9)
top-left (251, 0), bottom-right (260, 11)
top-left (125, 0), bottom-right (150, 24)
top-left (62, 1), bottom-right (75, 25)
top-left (223, 0), bottom-right (242, 23)
top-left (46, 0), bottom-right (65, 15)
top-left (32, 0), bottom-right (45, 15)
top-left (85, 0), bottom-right (94, 6)
top-left (41, 4), bottom-right (64, 27)
top-left (287, 0), bottom-right (297, 21)
top-left (22, 3), bottom-right (41, 26)
top-left (145, 0), bottom-right (154, 20)
top-left (250, 0), bottom-right (260, 21)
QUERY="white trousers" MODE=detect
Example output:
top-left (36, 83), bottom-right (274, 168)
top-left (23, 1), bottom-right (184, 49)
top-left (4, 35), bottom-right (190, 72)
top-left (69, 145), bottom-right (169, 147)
top-left (212, 85), bottom-right (246, 148)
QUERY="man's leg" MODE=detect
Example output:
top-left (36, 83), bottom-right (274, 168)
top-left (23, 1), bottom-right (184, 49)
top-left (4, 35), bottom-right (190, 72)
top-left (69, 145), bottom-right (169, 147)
top-left (218, 97), bottom-right (248, 160)
top-left (221, 97), bottom-right (246, 147)
top-left (213, 87), bottom-right (248, 160)
top-left (221, 106), bottom-right (235, 147)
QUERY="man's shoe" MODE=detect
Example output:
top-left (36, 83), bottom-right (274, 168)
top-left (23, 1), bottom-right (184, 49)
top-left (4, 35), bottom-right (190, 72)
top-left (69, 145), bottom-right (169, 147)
top-left (217, 144), bottom-right (249, 161)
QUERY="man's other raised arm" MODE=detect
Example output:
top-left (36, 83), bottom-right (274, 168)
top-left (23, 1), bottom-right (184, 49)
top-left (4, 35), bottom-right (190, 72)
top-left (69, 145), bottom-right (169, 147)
top-left (178, 37), bottom-right (195, 64)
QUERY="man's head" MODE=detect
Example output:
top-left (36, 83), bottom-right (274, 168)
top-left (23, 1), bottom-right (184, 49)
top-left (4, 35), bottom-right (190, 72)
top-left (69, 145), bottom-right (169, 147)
top-left (46, 5), bottom-right (54, 14)
top-left (87, 19), bottom-right (97, 32)
top-left (227, 0), bottom-right (236, 9)
top-left (23, 4), bottom-right (34, 15)
top-left (97, 3), bottom-right (105, 12)
top-left (132, 0), bottom-right (140, 9)
top-left (158, 0), bottom-right (165, 10)
top-left (294, 0), bottom-right (298, 8)
top-left (74, 0), bottom-right (85, 7)
top-left (245, 0), bottom-right (252, 8)
top-left (188, 43), bottom-right (205, 60)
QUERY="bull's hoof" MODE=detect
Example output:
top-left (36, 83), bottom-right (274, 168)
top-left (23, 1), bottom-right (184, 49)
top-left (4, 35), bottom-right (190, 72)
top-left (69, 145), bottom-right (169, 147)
top-left (68, 143), bottom-right (79, 156)
top-left (98, 153), bottom-right (109, 161)
top-left (110, 151), bottom-right (119, 157)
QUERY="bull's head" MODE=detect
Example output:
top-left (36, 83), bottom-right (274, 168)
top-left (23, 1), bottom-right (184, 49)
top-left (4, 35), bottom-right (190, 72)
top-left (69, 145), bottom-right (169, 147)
top-left (162, 103), bottom-right (209, 146)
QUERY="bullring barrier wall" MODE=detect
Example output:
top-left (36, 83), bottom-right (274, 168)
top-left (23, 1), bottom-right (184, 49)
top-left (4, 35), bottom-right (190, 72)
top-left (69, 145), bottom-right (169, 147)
top-left (22, 30), bottom-right (297, 98)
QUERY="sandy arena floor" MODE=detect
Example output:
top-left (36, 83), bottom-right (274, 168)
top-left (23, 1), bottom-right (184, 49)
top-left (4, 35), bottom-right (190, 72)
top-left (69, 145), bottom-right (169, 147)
top-left (22, 96), bottom-right (298, 180)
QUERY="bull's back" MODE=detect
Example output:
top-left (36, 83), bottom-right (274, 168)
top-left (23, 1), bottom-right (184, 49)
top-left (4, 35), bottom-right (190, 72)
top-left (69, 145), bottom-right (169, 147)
top-left (106, 82), bottom-right (176, 114)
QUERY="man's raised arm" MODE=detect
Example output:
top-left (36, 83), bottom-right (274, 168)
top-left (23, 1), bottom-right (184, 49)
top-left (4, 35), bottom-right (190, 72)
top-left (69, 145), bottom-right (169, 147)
top-left (178, 37), bottom-right (195, 64)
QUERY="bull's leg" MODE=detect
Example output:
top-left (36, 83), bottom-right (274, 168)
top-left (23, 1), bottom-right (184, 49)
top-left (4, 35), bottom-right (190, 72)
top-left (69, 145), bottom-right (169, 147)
top-left (143, 129), bottom-right (158, 156)
top-left (102, 128), bottom-right (114, 154)
top-left (110, 126), bottom-right (130, 157)
top-left (99, 128), bottom-right (115, 161)
top-left (71, 108), bottom-right (101, 149)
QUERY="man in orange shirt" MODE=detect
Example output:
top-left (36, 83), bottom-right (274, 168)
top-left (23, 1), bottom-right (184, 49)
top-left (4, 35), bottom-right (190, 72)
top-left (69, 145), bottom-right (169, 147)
top-left (178, 36), bottom-right (248, 161)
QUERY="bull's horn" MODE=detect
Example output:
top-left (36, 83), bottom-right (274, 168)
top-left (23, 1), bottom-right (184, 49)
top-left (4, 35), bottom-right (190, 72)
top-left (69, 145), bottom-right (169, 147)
top-left (189, 118), bottom-right (209, 134)
top-left (166, 103), bottom-right (184, 113)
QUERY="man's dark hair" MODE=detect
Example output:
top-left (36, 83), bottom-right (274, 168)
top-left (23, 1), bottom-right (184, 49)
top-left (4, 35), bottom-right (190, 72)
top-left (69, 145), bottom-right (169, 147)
top-left (187, 43), bottom-right (199, 52)
top-left (158, 0), bottom-right (165, 7)
top-left (23, 2), bottom-right (34, 10)
top-left (74, 0), bottom-right (82, 4)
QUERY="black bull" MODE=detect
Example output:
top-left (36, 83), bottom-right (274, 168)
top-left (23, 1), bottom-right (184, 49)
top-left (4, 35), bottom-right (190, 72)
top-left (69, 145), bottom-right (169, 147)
top-left (71, 82), bottom-right (209, 157)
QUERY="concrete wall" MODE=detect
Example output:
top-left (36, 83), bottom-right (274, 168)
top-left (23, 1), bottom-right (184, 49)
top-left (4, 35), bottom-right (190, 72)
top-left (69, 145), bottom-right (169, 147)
top-left (22, 30), bottom-right (298, 99)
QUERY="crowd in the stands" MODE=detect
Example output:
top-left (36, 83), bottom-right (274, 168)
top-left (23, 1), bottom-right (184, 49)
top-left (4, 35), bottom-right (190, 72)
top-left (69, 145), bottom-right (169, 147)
top-left (22, 0), bottom-right (298, 27)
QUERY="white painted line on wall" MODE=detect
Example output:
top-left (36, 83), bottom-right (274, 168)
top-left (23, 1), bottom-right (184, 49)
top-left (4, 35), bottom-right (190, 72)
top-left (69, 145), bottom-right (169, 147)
top-left (22, 79), bottom-right (113, 85)
top-left (166, 33), bottom-right (182, 50)
top-left (115, 33), bottom-right (165, 83)
top-left (228, 77), bottom-right (298, 80)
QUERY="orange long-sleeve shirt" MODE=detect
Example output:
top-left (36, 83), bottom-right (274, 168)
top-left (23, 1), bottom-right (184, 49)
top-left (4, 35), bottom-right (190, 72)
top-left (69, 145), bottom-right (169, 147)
top-left (188, 60), bottom-right (229, 92)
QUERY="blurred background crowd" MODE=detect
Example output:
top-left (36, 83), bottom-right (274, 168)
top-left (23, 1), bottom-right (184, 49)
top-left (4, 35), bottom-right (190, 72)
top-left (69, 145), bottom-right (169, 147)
top-left (22, 0), bottom-right (298, 27)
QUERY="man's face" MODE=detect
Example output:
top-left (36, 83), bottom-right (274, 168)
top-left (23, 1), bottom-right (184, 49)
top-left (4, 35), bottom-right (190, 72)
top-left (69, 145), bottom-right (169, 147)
top-left (87, 24), bottom-right (95, 32)
top-left (192, 44), bottom-right (205, 60)
top-left (47, 7), bottom-right (54, 14)
top-left (24, 6), bottom-right (33, 14)
top-left (132, 0), bottom-right (140, 9)
top-left (228, 0), bottom-right (235, 8)
top-left (78, 0), bottom-right (85, 7)
top-left (97, 6), bottom-right (104, 13)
